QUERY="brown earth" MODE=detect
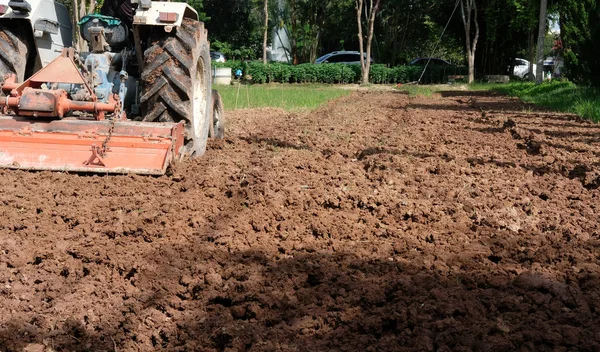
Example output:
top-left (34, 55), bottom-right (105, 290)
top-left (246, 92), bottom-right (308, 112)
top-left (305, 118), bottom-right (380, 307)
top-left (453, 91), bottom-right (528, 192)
top-left (1, 90), bottom-right (600, 351)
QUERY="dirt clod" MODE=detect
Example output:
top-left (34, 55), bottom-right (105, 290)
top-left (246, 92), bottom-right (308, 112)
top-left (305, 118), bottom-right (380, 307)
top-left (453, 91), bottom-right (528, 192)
top-left (0, 91), bottom-right (599, 351)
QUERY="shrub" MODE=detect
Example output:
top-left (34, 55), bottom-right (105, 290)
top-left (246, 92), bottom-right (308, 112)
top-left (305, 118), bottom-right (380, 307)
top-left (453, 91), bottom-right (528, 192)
top-left (216, 61), bottom-right (467, 85)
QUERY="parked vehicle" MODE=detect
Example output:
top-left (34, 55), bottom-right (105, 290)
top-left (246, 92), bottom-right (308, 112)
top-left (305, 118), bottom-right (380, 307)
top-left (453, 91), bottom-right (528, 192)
top-left (211, 51), bottom-right (227, 63)
top-left (409, 57), bottom-right (454, 66)
top-left (543, 56), bottom-right (564, 79)
top-left (512, 58), bottom-right (536, 80)
top-left (315, 51), bottom-right (373, 64)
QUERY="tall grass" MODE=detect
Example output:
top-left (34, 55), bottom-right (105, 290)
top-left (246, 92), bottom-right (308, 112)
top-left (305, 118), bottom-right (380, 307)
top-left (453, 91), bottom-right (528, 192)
top-left (400, 85), bottom-right (437, 97)
top-left (213, 83), bottom-right (350, 111)
top-left (472, 81), bottom-right (600, 122)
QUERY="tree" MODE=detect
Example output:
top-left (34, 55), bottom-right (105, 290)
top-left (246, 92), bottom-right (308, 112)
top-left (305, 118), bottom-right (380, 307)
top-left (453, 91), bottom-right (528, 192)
top-left (469, 0), bottom-right (522, 75)
top-left (290, 0), bottom-right (298, 64)
top-left (535, 0), bottom-right (548, 84)
top-left (513, 0), bottom-right (538, 81)
top-left (356, 0), bottom-right (382, 84)
top-left (460, 0), bottom-right (479, 83)
top-left (68, 0), bottom-right (96, 51)
top-left (379, 0), bottom-right (451, 66)
top-left (203, 0), bottom-right (264, 60)
top-left (71, 0), bottom-right (80, 50)
top-left (293, 0), bottom-right (332, 63)
top-left (558, 0), bottom-right (600, 87)
top-left (263, 0), bottom-right (269, 64)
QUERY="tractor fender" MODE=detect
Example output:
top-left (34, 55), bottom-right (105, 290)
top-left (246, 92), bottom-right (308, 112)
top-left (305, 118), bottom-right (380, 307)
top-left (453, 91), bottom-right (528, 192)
top-left (132, 1), bottom-right (199, 31)
top-left (0, 0), bottom-right (72, 70)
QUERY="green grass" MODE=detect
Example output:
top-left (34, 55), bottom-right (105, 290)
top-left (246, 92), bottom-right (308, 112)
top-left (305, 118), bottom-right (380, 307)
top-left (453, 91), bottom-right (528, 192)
top-left (213, 83), bottom-right (350, 111)
top-left (399, 85), bottom-right (438, 97)
top-left (471, 81), bottom-right (600, 122)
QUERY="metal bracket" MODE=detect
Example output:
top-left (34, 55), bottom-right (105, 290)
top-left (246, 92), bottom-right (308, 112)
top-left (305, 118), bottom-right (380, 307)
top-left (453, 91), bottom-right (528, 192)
top-left (88, 22), bottom-right (110, 53)
top-left (34, 19), bottom-right (60, 35)
top-left (83, 145), bottom-right (108, 167)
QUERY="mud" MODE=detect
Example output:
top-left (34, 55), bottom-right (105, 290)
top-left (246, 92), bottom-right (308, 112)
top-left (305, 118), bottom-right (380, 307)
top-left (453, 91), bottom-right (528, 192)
top-left (1, 90), bottom-right (600, 351)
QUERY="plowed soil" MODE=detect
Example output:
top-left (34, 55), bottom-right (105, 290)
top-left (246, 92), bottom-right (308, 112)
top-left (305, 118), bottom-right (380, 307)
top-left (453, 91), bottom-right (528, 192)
top-left (1, 90), bottom-right (600, 352)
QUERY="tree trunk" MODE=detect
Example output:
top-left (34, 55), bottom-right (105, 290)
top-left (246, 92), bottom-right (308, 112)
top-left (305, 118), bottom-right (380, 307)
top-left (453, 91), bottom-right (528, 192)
top-left (356, 0), bottom-right (364, 79)
top-left (78, 0), bottom-right (87, 51)
top-left (391, 31), bottom-right (398, 66)
top-left (291, 0), bottom-right (298, 65)
top-left (468, 52), bottom-right (475, 83)
top-left (356, 0), bottom-right (381, 85)
top-left (460, 0), bottom-right (479, 84)
top-left (536, 0), bottom-right (548, 84)
top-left (263, 0), bottom-right (269, 64)
top-left (364, 1), bottom-right (377, 83)
top-left (310, 30), bottom-right (320, 63)
top-left (528, 29), bottom-right (535, 81)
top-left (72, 0), bottom-right (80, 50)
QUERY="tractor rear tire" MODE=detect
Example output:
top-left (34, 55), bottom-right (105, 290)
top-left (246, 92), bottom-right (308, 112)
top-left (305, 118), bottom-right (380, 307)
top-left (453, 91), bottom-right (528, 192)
top-left (140, 19), bottom-right (212, 158)
top-left (209, 89), bottom-right (225, 139)
top-left (0, 26), bottom-right (29, 83)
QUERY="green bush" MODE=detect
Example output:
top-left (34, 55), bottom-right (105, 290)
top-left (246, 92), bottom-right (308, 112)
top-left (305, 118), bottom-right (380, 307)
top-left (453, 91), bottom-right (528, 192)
top-left (216, 61), bottom-right (467, 85)
top-left (213, 61), bottom-right (245, 75)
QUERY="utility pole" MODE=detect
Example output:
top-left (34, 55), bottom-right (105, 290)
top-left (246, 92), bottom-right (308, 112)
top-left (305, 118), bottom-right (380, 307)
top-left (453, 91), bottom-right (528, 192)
top-left (536, 0), bottom-right (548, 84)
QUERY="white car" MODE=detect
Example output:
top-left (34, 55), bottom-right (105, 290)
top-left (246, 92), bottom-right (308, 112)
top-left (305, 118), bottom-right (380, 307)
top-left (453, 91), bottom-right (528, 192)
top-left (513, 58), bottom-right (536, 80)
top-left (210, 51), bottom-right (226, 63)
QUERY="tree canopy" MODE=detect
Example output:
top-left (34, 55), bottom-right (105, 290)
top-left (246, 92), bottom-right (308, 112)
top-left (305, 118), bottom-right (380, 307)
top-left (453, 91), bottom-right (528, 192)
top-left (57, 0), bottom-right (600, 86)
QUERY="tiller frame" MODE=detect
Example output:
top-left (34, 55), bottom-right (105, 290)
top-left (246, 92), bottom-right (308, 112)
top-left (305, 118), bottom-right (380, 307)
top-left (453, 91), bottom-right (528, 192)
top-left (0, 49), bottom-right (185, 175)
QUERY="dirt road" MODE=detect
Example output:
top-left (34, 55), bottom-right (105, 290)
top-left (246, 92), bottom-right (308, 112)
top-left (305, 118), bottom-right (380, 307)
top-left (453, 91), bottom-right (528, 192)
top-left (1, 90), bottom-right (599, 351)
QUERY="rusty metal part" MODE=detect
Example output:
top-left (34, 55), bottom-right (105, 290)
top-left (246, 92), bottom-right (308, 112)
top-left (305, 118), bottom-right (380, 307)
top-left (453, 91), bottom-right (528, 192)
top-left (11, 49), bottom-right (94, 95)
top-left (0, 116), bottom-right (185, 175)
top-left (98, 114), bottom-right (118, 158)
top-left (1, 74), bottom-right (18, 93)
top-left (88, 25), bottom-right (110, 53)
top-left (0, 87), bottom-right (120, 119)
top-left (0, 49), bottom-right (120, 120)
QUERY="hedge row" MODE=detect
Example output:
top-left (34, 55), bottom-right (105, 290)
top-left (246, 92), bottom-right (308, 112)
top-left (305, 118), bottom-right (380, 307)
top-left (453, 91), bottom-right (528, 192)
top-left (214, 61), bottom-right (468, 84)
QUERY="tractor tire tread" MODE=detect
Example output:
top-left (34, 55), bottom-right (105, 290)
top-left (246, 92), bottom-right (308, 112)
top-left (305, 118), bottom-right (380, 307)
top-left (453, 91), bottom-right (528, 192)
top-left (162, 65), bottom-right (192, 97)
top-left (143, 101), bottom-right (167, 122)
top-left (0, 26), bottom-right (28, 83)
top-left (140, 18), bottom-right (211, 157)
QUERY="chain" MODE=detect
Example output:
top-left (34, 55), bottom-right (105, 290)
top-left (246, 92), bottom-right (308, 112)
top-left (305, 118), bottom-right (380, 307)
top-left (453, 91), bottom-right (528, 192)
top-left (98, 116), bottom-right (117, 157)
top-left (98, 100), bottom-right (121, 158)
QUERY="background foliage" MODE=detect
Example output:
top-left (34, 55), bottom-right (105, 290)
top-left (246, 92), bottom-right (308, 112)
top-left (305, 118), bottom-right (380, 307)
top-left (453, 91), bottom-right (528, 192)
top-left (215, 61), bottom-right (467, 85)
top-left (54, 0), bottom-right (599, 87)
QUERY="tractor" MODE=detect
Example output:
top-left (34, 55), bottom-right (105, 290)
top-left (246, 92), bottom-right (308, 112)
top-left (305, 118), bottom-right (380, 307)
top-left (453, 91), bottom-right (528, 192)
top-left (0, 0), bottom-right (224, 175)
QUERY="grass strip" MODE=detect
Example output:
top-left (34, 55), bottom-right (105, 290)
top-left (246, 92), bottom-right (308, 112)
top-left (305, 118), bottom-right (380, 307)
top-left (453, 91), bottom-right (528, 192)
top-left (472, 81), bottom-right (600, 122)
top-left (213, 83), bottom-right (350, 111)
top-left (400, 85), bottom-right (438, 97)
